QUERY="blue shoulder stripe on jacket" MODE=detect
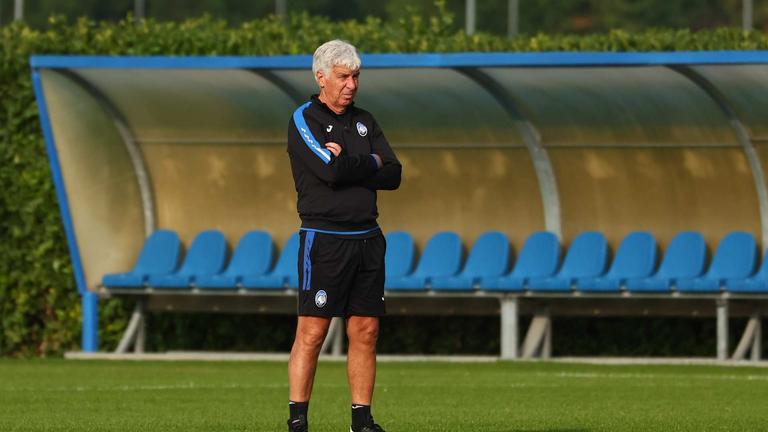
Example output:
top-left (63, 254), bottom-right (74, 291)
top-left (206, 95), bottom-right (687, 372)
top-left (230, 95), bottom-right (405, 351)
top-left (293, 102), bottom-right (331, 164)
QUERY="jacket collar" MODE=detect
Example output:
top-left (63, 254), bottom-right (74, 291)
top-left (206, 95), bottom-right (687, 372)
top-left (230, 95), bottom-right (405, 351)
top-left (311, 94), bottom-right (355, 120)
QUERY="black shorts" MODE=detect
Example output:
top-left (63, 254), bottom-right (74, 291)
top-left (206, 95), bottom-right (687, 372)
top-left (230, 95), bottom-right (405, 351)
top-left (296, 230), bottom-right (386, 317)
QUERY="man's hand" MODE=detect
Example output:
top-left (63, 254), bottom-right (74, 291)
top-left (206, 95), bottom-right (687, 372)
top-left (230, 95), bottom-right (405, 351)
top-left (325, 142), bottom-right (342, 157)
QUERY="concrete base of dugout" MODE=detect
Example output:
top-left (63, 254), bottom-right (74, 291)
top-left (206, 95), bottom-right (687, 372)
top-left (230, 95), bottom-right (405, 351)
top-left (100, 288), bottom-right (767, 362)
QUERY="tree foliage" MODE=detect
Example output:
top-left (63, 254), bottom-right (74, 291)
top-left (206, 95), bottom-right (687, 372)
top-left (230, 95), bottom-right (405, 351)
top-left (4, 0), bottom-right (768, 33)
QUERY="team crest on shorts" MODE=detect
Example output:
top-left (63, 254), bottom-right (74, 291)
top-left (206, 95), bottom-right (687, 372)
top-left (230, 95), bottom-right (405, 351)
top-left (315, 290), bottom-right (328, 308)
top-left (356, 122), bottom-right (368, 137)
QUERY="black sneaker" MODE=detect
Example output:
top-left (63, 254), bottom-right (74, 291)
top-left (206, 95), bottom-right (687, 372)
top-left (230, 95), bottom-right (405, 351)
top-left (350, 422), bottom-right (385, 432)
top-left (287, 414), bottom-right (308, 432)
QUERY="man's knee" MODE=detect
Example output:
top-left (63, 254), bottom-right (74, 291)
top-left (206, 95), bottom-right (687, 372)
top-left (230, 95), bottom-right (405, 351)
top-left (347, 317), bottom-right (379, 346)
top-left (296, 318), bottom-right (330, 350)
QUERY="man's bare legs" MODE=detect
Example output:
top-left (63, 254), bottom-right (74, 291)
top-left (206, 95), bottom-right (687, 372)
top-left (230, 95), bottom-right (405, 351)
top-left (346, 316), bottom-right (379, 405)
top-left (288, 315), bottom-right (380, 430)
top-left (288, 316), bottom-right (332, 402)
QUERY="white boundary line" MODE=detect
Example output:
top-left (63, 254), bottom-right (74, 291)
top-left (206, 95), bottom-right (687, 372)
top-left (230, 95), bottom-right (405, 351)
top-left (64, 351), bottom-right (768, 367)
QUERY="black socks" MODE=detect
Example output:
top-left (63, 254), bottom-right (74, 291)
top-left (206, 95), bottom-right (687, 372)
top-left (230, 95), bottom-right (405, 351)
top-left (290, 401), bottom-right (372, 429)
top-left (288, 400), bottom-right (308, 423)
top-left (351, 404), bottom-right (372, 429)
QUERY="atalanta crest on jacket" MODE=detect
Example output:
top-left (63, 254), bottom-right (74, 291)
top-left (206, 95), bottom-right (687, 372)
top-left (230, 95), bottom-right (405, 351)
top-left (356, 121), bottom-right (368, 137)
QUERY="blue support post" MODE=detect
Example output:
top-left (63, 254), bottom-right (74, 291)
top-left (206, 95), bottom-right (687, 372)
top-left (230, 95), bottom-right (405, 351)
top-left (81, 292), bottom-right (99, 352)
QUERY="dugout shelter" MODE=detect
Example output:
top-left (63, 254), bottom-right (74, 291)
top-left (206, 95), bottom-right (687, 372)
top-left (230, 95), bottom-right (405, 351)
top-left (31, 51), bottom-right (768, 359)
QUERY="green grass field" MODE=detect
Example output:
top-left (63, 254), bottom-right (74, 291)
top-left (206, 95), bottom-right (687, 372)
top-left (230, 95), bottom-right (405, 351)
top-left (1, 359), bottom-right (767, 431)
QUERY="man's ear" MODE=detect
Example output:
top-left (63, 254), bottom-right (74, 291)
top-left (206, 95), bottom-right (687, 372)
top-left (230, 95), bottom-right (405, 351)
top-left (316, 71), bottom-right (325, 88)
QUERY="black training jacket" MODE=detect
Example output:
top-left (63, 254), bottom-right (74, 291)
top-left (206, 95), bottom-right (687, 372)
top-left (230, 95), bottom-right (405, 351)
top-left (287, 95), bottom-right (402, 235)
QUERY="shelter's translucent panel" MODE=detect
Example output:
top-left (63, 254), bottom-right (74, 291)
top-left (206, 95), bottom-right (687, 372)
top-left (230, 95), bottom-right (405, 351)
top-left (75, 69), bottom-right (295, 144)
top-left (377, 148), bottom-right (543, 250)
top-left (484, 66), bottom-right (752, 248)
top-left (144, 146), bottom-right (542, 251)
top-left (693, 65), bottom-right (768, 141)
top-left (694, 65), bottom-right (768, 216)
top-left (549, 147), bottom-right (760, 248)
top-left (269, 68), bottom-right (316, 100)
top-left (482, 67), bottom-right (737, 147)
top-left (75, 69), bottom-right (301, 247)
top-left (52, 67), bottom-right (536, 255)
top-left (272, 68), bottom-right (525, 147)
top-left (43, 62), bottom-right (766, 280)
top-left (40, 70), bottom-right (145, 291)
top-left (143, 144), bottom-right (299, 247)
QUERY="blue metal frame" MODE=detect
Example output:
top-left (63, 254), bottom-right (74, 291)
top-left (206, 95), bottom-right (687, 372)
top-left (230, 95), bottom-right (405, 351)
top-left (29, 50), bottom-right (768, 70)
top-left (29, 50), bottom-right (768, 353)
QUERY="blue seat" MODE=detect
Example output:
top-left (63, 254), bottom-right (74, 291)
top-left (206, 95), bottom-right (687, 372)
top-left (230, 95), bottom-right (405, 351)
top-left (577, 231), bottom-right (657, 292)
top-left (196, 231), bottom-right (274, 289)
top-left (385, 231), bottom-right (462, 290)
top-left (384, 231), bottom-right (415, 286)
top-left (529, 231), bottom-right (608, 292)
top-left (148, 230), bottom-right (228, 289)
top-left (625, 231), bottom-right (706, 293)
top-left (242, 233), bottom-right (299, 289)
top-left (726, 248), bottom-right (768, 293)
top-left (677, 231), bottom-right (757, 293)
top-left (431, 231), bottom-right (510, 291)
top-left (102, 229), bottom-right (182, 288)
top-left (483, 231), bottom-right (560, 292)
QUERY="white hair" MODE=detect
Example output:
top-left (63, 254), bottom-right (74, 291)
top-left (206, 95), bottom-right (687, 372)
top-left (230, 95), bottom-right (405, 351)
top-left (312, 40), bottom-right (361, 83)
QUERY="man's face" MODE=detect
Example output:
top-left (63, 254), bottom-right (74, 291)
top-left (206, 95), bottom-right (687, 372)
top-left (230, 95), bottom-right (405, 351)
top-left (318, 65), bottom-right (360, 110)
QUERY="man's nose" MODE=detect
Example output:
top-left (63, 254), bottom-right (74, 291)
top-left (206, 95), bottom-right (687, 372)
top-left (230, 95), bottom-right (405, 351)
top-left (346, 77), bottom-right (358, 90)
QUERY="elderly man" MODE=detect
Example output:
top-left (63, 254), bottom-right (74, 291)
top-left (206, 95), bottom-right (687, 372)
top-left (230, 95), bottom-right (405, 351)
top-left (285, 40), bottom-right (401, 432)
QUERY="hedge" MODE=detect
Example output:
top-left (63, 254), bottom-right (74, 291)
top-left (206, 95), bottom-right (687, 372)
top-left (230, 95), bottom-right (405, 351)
top-left (2, 2), bottom-right (768, 356)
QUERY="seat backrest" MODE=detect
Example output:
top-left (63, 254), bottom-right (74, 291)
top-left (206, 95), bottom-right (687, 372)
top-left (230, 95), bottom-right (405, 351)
top-left (655, 231), bottom-right (707, 278)
top-left (557, 231), bottom-right (608, 278)
top-left (385, 231), bottom-right (415, 278)
top-left (461, 231), bottom-right (510, 278)
top-left (178, 230), bottom-right (227, 275)
top-left (272, 233), bottom-right (300, 276)
top-left (225, 230), bottom-right (273, 276)
top-left (133, 229), bottom-right (182, 275)
top-left (607, 231), bottom-right (657, 278)
top-left (706, 231), bottom-right (757, 279)
top-left (511, 231), bottom-right (560, 278)
top-left (413, 231), bottom-right (462, 277)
